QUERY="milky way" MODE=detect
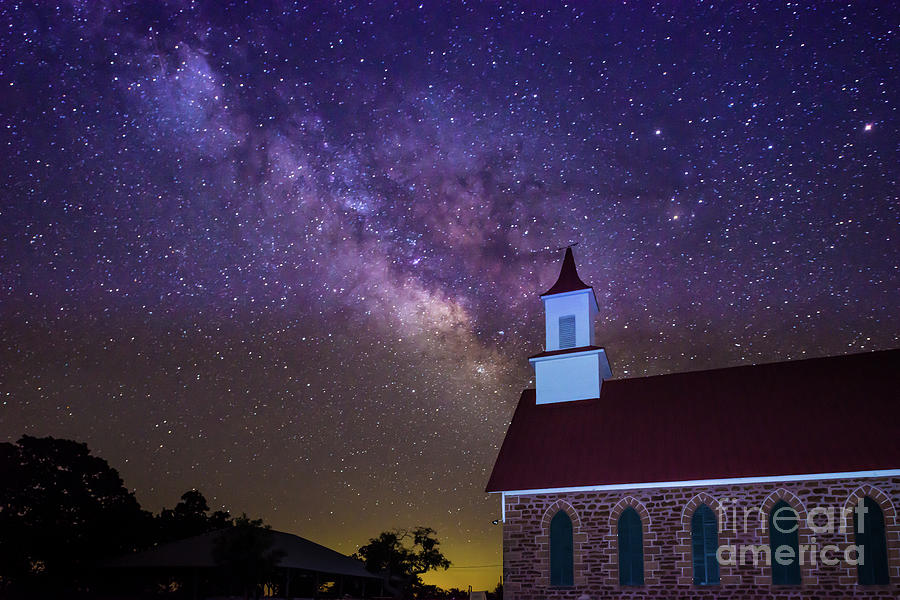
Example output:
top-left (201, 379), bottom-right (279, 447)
top-left (1, 2), bottom-right (897, 589)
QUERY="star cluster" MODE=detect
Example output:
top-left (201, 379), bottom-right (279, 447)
top-left (1, 2), bottom-right (897, 589)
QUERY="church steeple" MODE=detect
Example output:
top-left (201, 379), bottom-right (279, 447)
top-left (541, 246), bottom-right (593, 297)
top-left (529, 247), bottom-right (612, 404)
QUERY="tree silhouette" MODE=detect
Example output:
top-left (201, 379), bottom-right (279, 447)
top-left (355, 526), bottom-right (451, 598)
top-left (0, 435), bottom-right (151, 595)
top-left (212, 515), bottom-right (285, 600)
top-left (157, 489), bottom-right (232, 542)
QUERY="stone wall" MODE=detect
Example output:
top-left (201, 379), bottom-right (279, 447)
top-left (502, 476), bottom-right (900, 599)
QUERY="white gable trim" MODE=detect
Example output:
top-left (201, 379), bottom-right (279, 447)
top-left (493, 469), bottom-right (900, 499)
top-left (540, 287), bottom-right (594, 302)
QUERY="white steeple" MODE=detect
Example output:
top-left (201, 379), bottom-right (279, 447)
top-left (529, 247), bottom-right (612, 404)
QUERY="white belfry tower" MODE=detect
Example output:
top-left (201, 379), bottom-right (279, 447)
top-left (529, 247), bottom-right (612, 404)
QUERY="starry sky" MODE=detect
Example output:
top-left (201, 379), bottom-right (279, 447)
top-left (1, 1), bottom-right (897, 590)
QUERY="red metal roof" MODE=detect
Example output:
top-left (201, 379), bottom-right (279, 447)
top-left (486, 349), bottom-right (900, 492)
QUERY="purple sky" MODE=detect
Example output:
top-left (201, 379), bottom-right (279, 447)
top-left (1, 1), bottom-right (897, 589)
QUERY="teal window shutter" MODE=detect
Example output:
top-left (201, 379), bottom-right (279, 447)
top-left (855, 496), bottom-right (890, 585)
top-left (550, 510), bottom-right (574, 586)
top-left (769, 500), bottom-right (801, 585)
top-left (618, 507), bottom-right (644, 585)
top-left (691, 504), bottom-right (720, 585)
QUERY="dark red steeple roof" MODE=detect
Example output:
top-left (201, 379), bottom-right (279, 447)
top-left (486, 349), bottom-right (900, 492)
top-left (541, 247), bottom-right (592, 297)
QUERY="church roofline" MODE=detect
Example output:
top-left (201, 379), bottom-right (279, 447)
top-left (485, 349), bottom-right (900, 494)
top-left (488, 468), bottom-right (900, 495)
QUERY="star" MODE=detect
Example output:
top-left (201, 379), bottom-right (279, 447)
top-left (0, 2), bottom-right (896, 592)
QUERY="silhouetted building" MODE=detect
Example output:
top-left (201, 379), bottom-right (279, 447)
top-left (103, 528), bottom-right (383, 598)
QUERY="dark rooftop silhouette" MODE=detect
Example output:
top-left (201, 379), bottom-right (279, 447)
top-left (105, 528), bottom-right (380, 580)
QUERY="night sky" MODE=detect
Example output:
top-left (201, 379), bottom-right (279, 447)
top-left (1, 1), bottom-right (897, 590)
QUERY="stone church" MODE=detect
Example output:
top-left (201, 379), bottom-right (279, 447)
top-left (487, 248), bottom-right (899, 599)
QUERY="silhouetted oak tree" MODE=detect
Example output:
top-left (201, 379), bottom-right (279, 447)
top-left (0, 435), bottom-right (152, 595)
top-left (355, 526), bottom-right (451, 598)
top-left (157, 489), bottom-right (232, 542)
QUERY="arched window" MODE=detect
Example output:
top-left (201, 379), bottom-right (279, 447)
top-left (618, 507), bottom-right (644, 585)
top-left (769, 500), bottom-right (801, 585)
top-left (855, 496), bottom-right (890, 585)
top-left (692, 504), bottom-right (720, 585)
top-left (549, 510), bottom-right (574, 586)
